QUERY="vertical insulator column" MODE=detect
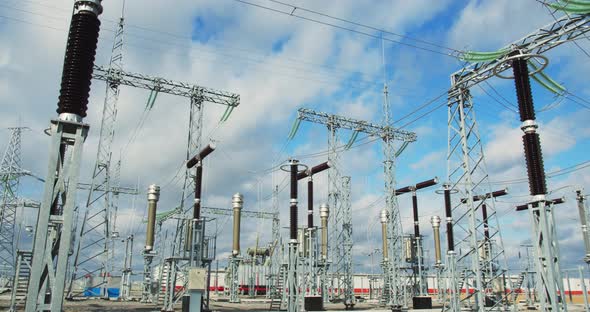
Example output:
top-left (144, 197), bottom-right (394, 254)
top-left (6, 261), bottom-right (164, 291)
top-left (308, 178), bottom-right (313, 228)
top-left (380, 209), bottom-right (389, 261)
top-left (482, 204), bottom-right (490, 242)
top-left (290, 160), bottom-right (299, 241)
top-left (320, 204), bottom-right (329, 260)
top-left (412, 192), bottom-right (420, 238)
top-left (577, 190), bottom-right (590, 261)
top-left (232, 193), bottom-right (243, 256)
top-left (56, 0), bottom-right (103, 122)
top-left (194, 165), bottom-right (203, 220)
top-left (145, 184), bottom-right (160, 252)
top-left (444, 185), bottom-right (454, 252)
top-left (512, 57), bottom-right (547, 196)
top-left (431, 216), bottom-right (442, 267)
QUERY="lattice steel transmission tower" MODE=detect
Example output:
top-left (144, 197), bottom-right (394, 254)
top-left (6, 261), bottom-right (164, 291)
top-left (295, 108), bottom-right (415, 308)
top-left (0, 127), bottom-right (28, 287)
top-left (69, 8), bottom-right (126, 297)
top-left (444, 11), bottom-right (590, 311)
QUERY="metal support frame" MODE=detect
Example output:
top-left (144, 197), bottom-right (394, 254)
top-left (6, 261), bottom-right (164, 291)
top-left (25, 119), bottom-right (89, 312)
top-left (296, 108), bottom-right (415, 309)
top-left (67, 13), bottom-right (131, 298)
top-left (120, 234), bottom-right (133, 301)
top-left (444, 12), bottom-right (590, 312)
top-left (527, 201), bottom-right (567, 311)
top-left (446, 87), bottom-right (512, 311)
top-left (577, 190), bottom-right (590, 263)
top-left (0, 127), bottom-right (28, 288)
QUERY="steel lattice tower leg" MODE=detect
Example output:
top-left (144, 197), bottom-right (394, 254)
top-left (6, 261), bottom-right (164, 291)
top-left (382, 84), bottom-right (405, 310)
top-left (0, 127), bottom-right (27, 288)
top-left (341, 176), bottom-right (354, 308)
top-left (163, 93), bottom-right (203, 311)
top-left (327, 123), bottom-right (342, 301)
top-left (446, 85), bottom-right (514, 311)
top-left (69, 13), bottom-right (125, 298)
top-left (25, 120), bottom-right (89, 311)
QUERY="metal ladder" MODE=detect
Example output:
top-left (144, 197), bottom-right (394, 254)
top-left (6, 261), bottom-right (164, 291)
top-left (269, 264), bottom-right (287, 310)
top-left (9, 250), bottom-right (32, 311)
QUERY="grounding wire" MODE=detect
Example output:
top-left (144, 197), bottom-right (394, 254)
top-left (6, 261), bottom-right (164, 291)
top-left (4, 0), bottom-right (393, 83)
top-left (483, 81), bottom-right (519, 110)
top-left (229, 0), bottom-right (462, 58)
top-left (477, 84), bottom-right (519, 114)
top-left (0, 0), bottom-right (396, 90)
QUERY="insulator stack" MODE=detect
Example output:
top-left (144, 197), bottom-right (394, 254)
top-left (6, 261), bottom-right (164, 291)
top-left (482, 204), bottom-right (490, 241)
top-left (523, 132), bottom-right (547, 195)
top-left (320, 204), bottom-right (329, 260)
top-left (444, 187), bottom-right (454, 252)
top-left (307, 179), bottom-right (313, 228)
top-left (431, 216), bottom-right (442, 267)
top-left (290, 161), bottom-right (298, 240)
top-left (194, 165), bottom-right (203, 219)
top-left (232, 193), bottom-right (243, 256)
top-left (412, 193), bottom-right (420, 238)
top-left (380, 209), bottom-right (389, 261)
top-left (512, 56), bottom-right (547, 197)
top-left (512, 58), bottom-right (536, 122)
top-left (56, 1), bottom-right (102, 120)
top-left (145, 184), bottom-right (160, 252)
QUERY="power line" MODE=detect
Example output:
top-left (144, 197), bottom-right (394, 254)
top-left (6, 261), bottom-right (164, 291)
top-left (266, 0), bottom-right (462, 54)
top-left (229, 0), bottom-right (461, 58)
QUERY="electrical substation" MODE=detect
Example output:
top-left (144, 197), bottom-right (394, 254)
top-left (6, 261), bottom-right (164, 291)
top-left (1, 0), bottom-right (590, 311)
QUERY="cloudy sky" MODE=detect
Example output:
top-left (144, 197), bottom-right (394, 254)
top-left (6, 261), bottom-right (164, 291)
top-left (1, 0), bottom-right (589, 278)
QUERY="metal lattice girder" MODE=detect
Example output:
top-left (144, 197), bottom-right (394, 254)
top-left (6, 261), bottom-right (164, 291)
top-left (297, 108), bottom-right (416, 142)
top-left (68, 16), bottom-right (127, 298)
top-left (0, 127), bottom-right (28, 286)
top-left (452, 13), bottom-right (590, 89)
top-left (202, 206), bottom-right (276, 219)
top-left (93, 65), bottom-right (240, 107)
top-left (446, 88), bottom-right (513, 311)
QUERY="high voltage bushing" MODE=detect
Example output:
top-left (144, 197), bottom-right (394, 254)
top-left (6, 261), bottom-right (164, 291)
top-left (515, 197), bottom-right (565, 211)
top-left (430, 216), bottom-right (442, 267)
top-left (232, 193), bottom-right (243, 256)
top-left (320, 203), bottom-right (329, 260)
top-left (395, 177), bottom-right (438, 238)
top-left (511, 56), bottom-right (547, 196)
top-left (296, 161), bottom-right (330, 228)
top-left (56, 0), bottom-right (103, 121)
top-left (145, 184), bottom-right (160, 252)
top-left (186, 143), bottom-right (216, 220)
top-left (290, 161), bottom-right (298, 240)
top-left (380, 209), bottom-right (389, 261)
top-left (443, 184), bottom-right (454, 252)
top-left (460, 188), bottom-right (508, 203)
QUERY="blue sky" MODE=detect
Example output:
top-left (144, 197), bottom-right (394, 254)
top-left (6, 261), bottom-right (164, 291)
top-left (0, 0), bottom-right (589, 277)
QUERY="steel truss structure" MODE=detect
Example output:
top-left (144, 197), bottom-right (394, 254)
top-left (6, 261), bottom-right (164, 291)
top-left (0, 127), bottom-right (28, 288)
top-left (445, 11), bottom-right (590, 312)
top-left (68, 14), bottom-right (131, 298)
top-left (296, 108), bottom-right (415, 308)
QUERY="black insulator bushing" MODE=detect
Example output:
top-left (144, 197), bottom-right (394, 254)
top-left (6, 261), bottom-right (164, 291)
top-left (290, 204), bottom-right (297, 240)
top-left (193, 165), bottom-right (203, 219)
top-left (187, 144), bottom-right (216, 168)
top-left (290, 164), bottom-right (298, 199)
top-left (512, 58), bottom-right (536, 122)
top-left (523, 132), bottom-right (547, 195)
top-left (415, 178), bottom-right (438, 190)
top-left (412, 194), bottom-right (419, 238)
top-left (290, 163), bottom-right (298, 240)
top-left (308, 180), bottom-right (313, 228)
top-left (482, 204), bottom-right (490, 241)
top-left (395, 186), bottom-right (412, 195)
top-left (444, 189), bottom-right (454, 251)
top-left (56, 12), bottom-right (100, 118)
